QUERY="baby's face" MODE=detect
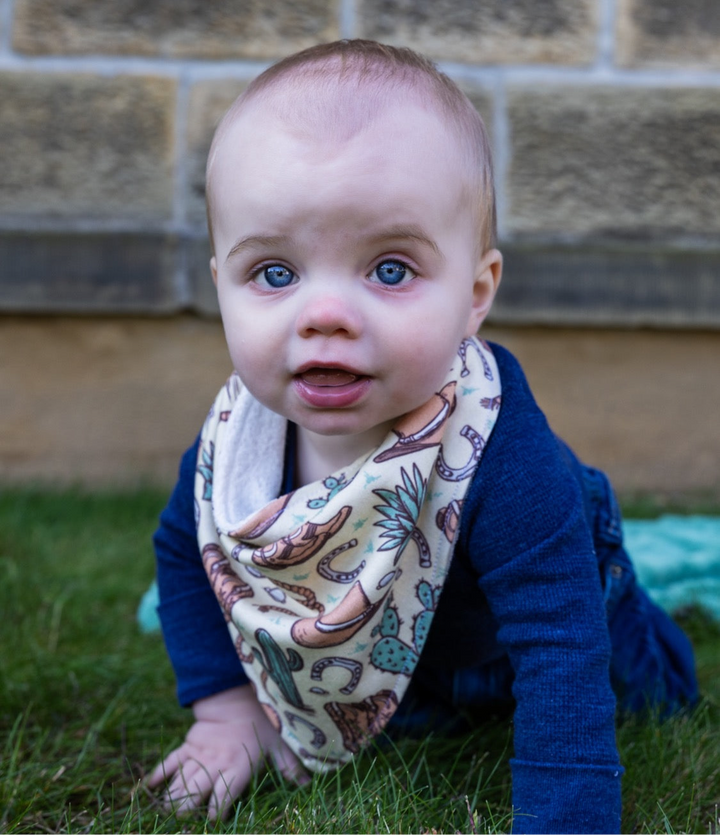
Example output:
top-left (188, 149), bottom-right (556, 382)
top-left (209, 96), bottom-right (499, 453)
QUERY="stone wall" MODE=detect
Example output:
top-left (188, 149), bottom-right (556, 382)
top-left (2, 0), bottom-right (720, 324)
top-left (1, 0), bottom-right (719, 493)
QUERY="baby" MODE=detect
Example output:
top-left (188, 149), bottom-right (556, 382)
top-left (148, 40), bottom-right (698, 834)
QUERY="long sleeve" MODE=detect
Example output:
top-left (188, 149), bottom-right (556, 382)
top-left (153, 437), bottom-right (249, 706)
top-left (457, 343), bottom-right (623, 834)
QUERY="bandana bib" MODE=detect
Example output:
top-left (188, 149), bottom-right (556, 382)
top-left (194, 337), bottom-right (501, 770)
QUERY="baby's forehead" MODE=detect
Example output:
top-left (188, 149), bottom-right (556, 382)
top-left (239, 77), bottom-right (449, 140)
top-left (213, 81), bottom-right (465, 180)
top-left (206, 64), bottom-right (493, 251)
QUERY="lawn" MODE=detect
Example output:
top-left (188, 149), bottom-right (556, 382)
top-left (0, 488), bottom-right (718, 833)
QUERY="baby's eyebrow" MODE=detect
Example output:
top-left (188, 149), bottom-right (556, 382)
top-left (365, 225), bottom-right (439, 256)
top-left (225, 234), bottom-right (290, 262)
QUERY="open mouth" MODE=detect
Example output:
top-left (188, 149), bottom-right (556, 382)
top-left (293, 367), bottom-right (371, 408)
top-left (298, 368), bottom-right (363, 387)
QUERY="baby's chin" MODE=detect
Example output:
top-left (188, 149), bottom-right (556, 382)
top-left (293, 414), bottom-right (399, 453)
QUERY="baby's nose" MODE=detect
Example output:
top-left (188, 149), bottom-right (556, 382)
top-left (296, 292), bottom-right (362, 339)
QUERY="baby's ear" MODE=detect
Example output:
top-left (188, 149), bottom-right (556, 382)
top-left (465, 249), bottom-right (503, 337)
top-left (210, 256), bottom-right (218, 287)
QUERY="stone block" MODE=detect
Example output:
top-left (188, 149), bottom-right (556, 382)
top-left (357, 0), bottom-right (597, 65)
top-left (0, 232), bottom-right (179, 313)
top-left (507, 86), bottom-right (720, 240)
top-left (185, 79), bottom-right (249, 229)
top-left (492, 246), bottom-right (720, 328)
top-left (617, 0), bottom-right (720, 68)
top-left (0, 73), bottom-right (175, 222)
top-left (13, 0), bottom-right (338, 59)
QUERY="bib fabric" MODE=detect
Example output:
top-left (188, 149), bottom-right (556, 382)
top-left (194, 336), bottom-right (502, 771)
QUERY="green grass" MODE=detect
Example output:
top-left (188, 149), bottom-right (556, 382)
top-left (0, 489), bottom-right (718, 833)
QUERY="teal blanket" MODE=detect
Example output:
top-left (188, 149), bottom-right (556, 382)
top-left (624, 515), bottom-right (720, 621)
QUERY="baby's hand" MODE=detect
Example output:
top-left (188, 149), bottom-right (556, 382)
top-left (146, 685), bottom-right (308, 820)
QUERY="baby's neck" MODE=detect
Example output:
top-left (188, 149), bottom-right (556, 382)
top-left (294, 423), bottom-right (393, 488)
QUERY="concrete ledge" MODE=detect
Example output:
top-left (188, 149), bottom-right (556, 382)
top-left (493, 246), bottom-right (720, 328)
top-left (4, 232), bottom-right (720, 328)
top-left (0, 232), bottom-right (179, 313)
top-left (187, 237), bottom-right (219, 317)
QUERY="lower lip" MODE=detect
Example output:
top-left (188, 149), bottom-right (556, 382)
top-left (293, 377), bottom-right (371, 408)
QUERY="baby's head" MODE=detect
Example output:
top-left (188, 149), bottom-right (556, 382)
top-left (206, 40), bottom-right (503, 454)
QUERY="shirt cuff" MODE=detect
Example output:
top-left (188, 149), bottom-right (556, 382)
top-left (510, 758), bottom-right (623, 834)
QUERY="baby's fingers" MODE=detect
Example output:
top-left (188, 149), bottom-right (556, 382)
top-left (271, 741), bottom-right (310, 787)
top-left (166, 760), bottom-right (212, 815)
top-left (208, 765), bottom-right (251, 821)
top-left (146, 745), bottom-right (186, 788)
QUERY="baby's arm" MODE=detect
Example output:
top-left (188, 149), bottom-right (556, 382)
top-left (151, 441), bottom-right (309, 817)
top-left (147, 684), bottom-right (308, 820)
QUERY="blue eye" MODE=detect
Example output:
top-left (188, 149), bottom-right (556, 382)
top-left (262, 265), bottom-right (295, 288)
top-left (374, 260), bottom-right (408, 286)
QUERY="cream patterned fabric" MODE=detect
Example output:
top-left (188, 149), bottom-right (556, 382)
top-left (194, 336), bottom-right (502, 770)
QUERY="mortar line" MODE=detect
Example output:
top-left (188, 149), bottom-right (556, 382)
top-left (0, 52), bottom-right (268, 77)
top-left (171, 70), bottom-right (193, 307)
top-left (339, 0), bottom-right (357, 39)
top-left (438, 61), bottom-right (720, 87)
top-left (491, 73), bottom-right (510, 244)
top-left (0, 216), bottom-right (181, 234)
top-left (0, 0), bottom-right (15, 55)
top-left (1, 49), bottom-right (720, 87)
top-left (596, 0), bottom-right (617, 70)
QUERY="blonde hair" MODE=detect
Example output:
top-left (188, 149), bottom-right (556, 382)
top-left (206, 39), bottom-right (496, 254)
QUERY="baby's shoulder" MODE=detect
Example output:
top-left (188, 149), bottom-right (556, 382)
top-left (458, 342), bottom-right (586, 560)
top-left (483, 341), bottom-right (556, 458)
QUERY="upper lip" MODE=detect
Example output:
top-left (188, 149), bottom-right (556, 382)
top-left (294, 361), bottom-right (368, 377)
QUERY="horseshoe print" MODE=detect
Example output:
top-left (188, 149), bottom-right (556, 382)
top-left (435, 425), bottom-right (486, 482)
top-left (284, 711), bottom-right (327, 749)
top-left (311, 657), bottom-right (363, 695)
top-left (458, 339), bottom-right (494, 380)
top-left (316, 539), bottom-right (365, 583)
